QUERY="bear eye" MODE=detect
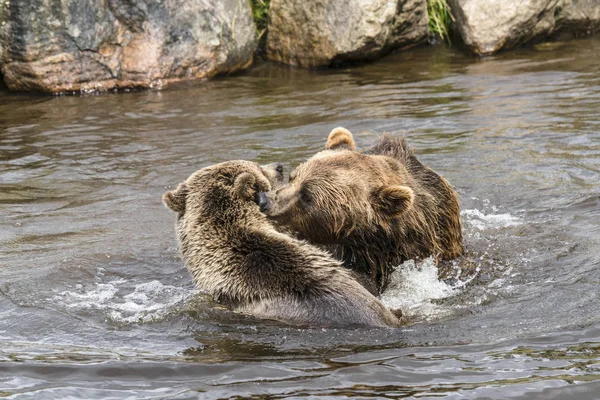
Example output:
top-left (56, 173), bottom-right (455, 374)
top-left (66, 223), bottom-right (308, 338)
top-left (276, 164), bottom-right (284, 174)
top-left (300, 190), bottom-right (311, 204)
top-left (254, 181), bottom-right (269, 193)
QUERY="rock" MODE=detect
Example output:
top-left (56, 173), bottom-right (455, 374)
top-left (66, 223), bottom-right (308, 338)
top-left (555, 0), bottom-right (600, 36)
top-left (448, 0), bottom-right (559, 56)
top-left (0, 1), bottom-right (7, 65)
top-left (266, 0), bottom-right (429, 68)
top-left (0, 0), bottom-right (257, 93)
top-left (449, 0), bottom-right (600, 56)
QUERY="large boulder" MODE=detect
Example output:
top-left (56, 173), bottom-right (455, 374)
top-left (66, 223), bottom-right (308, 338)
top-left (0, 0), bottom-right (257, 93)
top-left (266, 0), bottom-right (429, 68)
top-left (449, 0), bottom-right (600, 56)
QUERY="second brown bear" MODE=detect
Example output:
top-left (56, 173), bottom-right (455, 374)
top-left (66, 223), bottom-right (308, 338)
top-left (260, 127), bottom-right (463, 292)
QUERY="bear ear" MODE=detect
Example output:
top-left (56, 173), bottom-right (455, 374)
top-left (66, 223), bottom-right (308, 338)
top-left (163, 182), bottom-right (188, 213)
top-left (373, 185), bottom-right (414, 216)
top-left (234, 172), bottom-right (257, 200)
top-left (326, 127), bottom-right (356, 151)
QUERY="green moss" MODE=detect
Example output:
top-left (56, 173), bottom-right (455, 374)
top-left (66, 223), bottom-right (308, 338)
top-left (250, 0), bottom-right (270, 38)
top-left (428, 0), bottom-right (454, 43)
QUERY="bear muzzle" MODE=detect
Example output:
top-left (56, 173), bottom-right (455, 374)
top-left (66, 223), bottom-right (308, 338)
top-left (257, 192), bottom-right (271, 212)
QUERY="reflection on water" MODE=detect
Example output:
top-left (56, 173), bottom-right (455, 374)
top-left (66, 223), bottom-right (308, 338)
top-left (1, 37), bottom-right (599, 398)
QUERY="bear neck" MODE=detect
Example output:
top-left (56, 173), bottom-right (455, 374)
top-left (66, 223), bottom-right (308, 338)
top-left (330, 208), bottom-right (441, 291)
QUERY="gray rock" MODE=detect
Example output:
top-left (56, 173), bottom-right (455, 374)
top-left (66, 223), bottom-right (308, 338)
top-left (449, 0), bottom-right (600, 56)
top-left (266, 0), bottom-right (429, 68)
top-left (555, 0), bottom-right (600, 36)
top-left (0, 0), bottom-right (257, 93)
top-left (0, 0), bottom-right (7, 65)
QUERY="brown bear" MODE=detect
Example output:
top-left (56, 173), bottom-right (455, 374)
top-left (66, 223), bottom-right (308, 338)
top-left (259, 127), bottom-right (463, 292)
top-left (163, 160), bottom-right (401, 328)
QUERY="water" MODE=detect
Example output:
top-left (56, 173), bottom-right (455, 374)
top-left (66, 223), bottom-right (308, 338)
top-left (1, 37), bottom-right (599, 398)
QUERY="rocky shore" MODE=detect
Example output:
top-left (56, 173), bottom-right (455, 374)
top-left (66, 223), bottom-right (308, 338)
top-left (0, 0), bottom-right (598, 93)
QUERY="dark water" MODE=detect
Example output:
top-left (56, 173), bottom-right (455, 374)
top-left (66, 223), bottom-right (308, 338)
top-left (1, 37), bottom-right (600, 399)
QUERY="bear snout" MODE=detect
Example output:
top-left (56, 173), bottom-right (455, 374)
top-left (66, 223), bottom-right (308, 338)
top-left (257, 192), bottom-right (271, 212)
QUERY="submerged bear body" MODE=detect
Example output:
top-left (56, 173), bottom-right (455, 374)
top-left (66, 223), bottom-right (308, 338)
top-left (163, 160), bottom-right (400, 328)
top-left (261, 128), bottom-right (463, 291)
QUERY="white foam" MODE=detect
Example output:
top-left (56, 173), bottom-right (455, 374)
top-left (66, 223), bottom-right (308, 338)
top-left (380, 258), bottom-right (463, 320)
top-left (462, 208), bottom-right (521, 231)
top-left (51, 279), bottom-right (194, 324)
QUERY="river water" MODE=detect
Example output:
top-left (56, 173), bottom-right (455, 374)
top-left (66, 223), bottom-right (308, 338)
top-left (1, 37), bottom-right (599, 399)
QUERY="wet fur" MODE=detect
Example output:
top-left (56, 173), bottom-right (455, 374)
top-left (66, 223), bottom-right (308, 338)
top-left (264, 129), bottom-right (463, 291)
top-left (339, 134), bottom-right (464, 288)
top-left (163, 160), bottom-right (400, 328)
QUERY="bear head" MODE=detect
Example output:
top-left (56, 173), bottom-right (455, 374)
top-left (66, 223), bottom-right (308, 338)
top-left (259, 127), bottom-right (415, 244)
top-left (163, 160), bottom-right (283, 224)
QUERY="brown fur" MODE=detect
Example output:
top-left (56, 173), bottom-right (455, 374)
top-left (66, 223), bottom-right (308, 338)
top-left (262, 128), bottom-right (463, 291)
top-left (326, 127), bottom-right (356, 151)
top-left (163, 160), bottom-right (401, 328)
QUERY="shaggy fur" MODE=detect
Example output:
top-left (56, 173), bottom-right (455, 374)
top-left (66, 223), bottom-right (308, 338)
top-left (262, 128), bottom-right (463, 291)
top-left (163, 160), bottom-right (400, 328)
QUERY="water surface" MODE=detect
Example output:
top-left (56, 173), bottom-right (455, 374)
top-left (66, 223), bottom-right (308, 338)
top-left (1, 37), bottom-right (599, 398)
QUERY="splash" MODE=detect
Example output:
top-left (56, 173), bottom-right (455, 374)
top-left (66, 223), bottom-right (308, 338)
top-left (380, 258), bottom-right (464, 321)
top-left (51, 279), bottom-right (194, 324)
top-left (462, 208), bottom-right (521, 231)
